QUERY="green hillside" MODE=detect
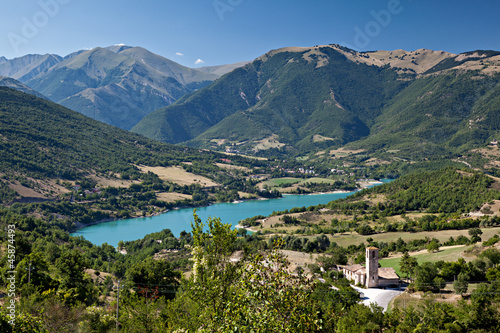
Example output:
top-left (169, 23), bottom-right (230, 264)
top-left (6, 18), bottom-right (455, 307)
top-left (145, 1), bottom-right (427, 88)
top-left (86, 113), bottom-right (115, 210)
top-left (132, 45), bottom-right (407, 148)
top-left (0, 87), bottom-right (261, 206)
top-left (131, 64), bottom-right (263, 142)
top-left (352, 71), bottom-right (500, 157)
top-left (132, 45), bottom-right (500, 159)
top-left (331, 167), bottom-right (500, 216)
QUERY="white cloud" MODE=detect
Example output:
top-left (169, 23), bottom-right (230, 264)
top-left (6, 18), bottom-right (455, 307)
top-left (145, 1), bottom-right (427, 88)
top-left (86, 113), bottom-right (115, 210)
top-left (195, 59), bottom-right (205, 65)
top-left (175, 52), bottom-right (183, 56)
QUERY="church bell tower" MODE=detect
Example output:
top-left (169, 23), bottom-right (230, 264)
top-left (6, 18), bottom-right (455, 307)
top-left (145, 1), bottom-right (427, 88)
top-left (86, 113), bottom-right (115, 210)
top-left (366, 247), bottom-right (379, 288)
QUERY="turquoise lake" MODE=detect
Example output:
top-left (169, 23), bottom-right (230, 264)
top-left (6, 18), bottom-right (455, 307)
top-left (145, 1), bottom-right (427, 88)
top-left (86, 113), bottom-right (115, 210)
top-left (71, 179), bottom-right (392, 247)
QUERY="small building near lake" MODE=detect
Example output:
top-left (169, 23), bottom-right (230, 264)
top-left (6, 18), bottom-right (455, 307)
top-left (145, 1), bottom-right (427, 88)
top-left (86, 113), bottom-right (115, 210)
top-left (342, 247), bottom-right (399, 288)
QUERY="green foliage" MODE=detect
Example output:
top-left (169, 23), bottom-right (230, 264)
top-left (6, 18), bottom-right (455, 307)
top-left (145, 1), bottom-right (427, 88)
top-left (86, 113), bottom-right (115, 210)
top-left (427, 240), bottom-right (439, 253)
top-left (216, 241), bottom-right (322, 332)
top-left (355, 223), bottom-right (374, 235)
top-left (125, 258), bottom-right (180, 299)
top-left (469, 227), bottom-right (483, 243)
top-left (400, 251), bottom-right (418, 279)
top-left (479, 247), bottom-right (500, 265)
top-left (414, 262), bottom-right (439, 292)
top-left (453, 272), bottom-right (469, 295)
top-left (55, 249), bottom-right (97, 305)
top-left (483, 233), bottom-right (500, 246)
top-left (78, 306), bottom-right (115, 333)
top-left (331, 168), bottom-right (500, 225)
top-left (336, 303), bottom-right (385, 333)
top-left (186, 211), bottom-right (240, 325)
top-left (0, 309), bottom-right (48, 333)
top-left (119, 293), bottom-right (167, 333)
top-left (354, 71), bottom-right (500, 158)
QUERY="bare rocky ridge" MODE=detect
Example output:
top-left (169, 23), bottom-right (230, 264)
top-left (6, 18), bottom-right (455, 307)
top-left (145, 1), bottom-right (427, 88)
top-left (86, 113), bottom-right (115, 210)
top-left (258, 44), bottom-right (500, 75)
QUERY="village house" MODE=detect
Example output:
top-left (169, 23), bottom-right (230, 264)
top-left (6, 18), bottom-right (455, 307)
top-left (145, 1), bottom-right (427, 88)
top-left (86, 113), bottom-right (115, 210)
top-left (342, 247), bottom-right (399, 288)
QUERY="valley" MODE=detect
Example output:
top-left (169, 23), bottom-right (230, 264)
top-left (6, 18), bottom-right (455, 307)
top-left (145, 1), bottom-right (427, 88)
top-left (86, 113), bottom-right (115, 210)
top-left (1, 42), bottom-right (500, 331)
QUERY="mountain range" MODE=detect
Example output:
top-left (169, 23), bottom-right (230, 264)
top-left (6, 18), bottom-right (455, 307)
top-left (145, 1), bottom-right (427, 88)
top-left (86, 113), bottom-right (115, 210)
top-left (3, 43), bottom-right (500, 160)
top-left (131, 45), bottom-right (500, 158)
top-left (0, 46), bottom-right (245, 130)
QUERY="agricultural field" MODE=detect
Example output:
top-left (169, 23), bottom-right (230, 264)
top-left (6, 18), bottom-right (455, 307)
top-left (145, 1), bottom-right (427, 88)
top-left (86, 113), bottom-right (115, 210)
top-left (257, 177), bottom-right (346, 192)
top-left (379, 245), bottom-right (474, 276)
top-left (137, 165), bottom-right (219, 187)
top-left (330, 227), bottom-right (500, 248)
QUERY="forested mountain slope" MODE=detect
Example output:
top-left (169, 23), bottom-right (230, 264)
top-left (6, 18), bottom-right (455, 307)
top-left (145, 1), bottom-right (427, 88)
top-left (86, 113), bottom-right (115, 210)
top-left (0, 87), bottom-right (241, 203)
top-left (132, 45), bottom-right (500, 158)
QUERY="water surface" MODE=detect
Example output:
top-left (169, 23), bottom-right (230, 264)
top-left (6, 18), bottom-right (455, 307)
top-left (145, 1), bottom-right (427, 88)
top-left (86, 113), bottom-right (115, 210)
top-left (72, 179), bottom-right (392, 246)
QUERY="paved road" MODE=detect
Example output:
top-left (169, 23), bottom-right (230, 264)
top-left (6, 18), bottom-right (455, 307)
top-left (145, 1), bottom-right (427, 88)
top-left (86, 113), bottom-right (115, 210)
top-left (352, 286), bottom-right (403, 312)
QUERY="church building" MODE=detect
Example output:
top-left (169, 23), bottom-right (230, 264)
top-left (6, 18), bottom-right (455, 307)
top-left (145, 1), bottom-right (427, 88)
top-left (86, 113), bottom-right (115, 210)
top-left (342, 247), bottom-right (399, 288)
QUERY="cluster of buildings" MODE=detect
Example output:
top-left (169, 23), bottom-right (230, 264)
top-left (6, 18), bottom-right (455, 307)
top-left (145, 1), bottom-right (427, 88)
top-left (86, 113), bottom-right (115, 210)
top-left (73, 185), bottom-right (102, 196)
top-left (270, 166), bottom-right (316, 175)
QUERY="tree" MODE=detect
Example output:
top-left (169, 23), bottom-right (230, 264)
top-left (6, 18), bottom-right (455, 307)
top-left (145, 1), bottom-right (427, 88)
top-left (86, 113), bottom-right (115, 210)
top-left (427, 240), bottom-right (439, 253)
top-left (433, 277), bottom-right (446, 292)
top-left (356, 224), bottom-right (374, 235)
top-left (55, 249), bottom-right (96, 305)
top-left (119, 293), bottom-right (166, 333)
top-left (479, 248), bottom-right (500, 265)
top-left (125, 258), bottom-right (180, 299)
top-left (336, 303), bottom-right (384, 333)
top-left (215, 240), bottom-right (322, 332)
top-left (471, 283), bottom-right (493, 308)
top-left (453, 272), bottom-right (469, 295)
top-left (79, 306), bottom-right (115, 333)
top-left (165, 213), bottom-right (331, 332)
top-left (315, 234), bottom-right (330, 252)
top-left (414, 262), bottom-right (438, 292)
top-left (183, 210), bottom-right (240, 327)
top-left (16, 252), bottom-right (56, 295)
top-left (468, 228), bottom-right (483, 243)
top-left (354, 252), bottom-right (366, 264)
top-left (317, 247), bottom-right (348, 270)
top-left (399, 251), bottom-right (418, 281)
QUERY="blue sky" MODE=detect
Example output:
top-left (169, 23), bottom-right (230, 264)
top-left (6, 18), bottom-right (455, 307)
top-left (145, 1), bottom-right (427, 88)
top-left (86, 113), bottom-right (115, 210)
top-left (1, 0), bottom-right (499, 67)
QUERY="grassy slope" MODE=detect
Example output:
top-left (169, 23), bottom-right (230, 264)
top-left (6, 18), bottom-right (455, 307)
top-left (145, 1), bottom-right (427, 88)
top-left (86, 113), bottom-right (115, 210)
top-left (0, 87), bottom-right (239, 200)
top-left (380, 245), bottom-right (473, 276)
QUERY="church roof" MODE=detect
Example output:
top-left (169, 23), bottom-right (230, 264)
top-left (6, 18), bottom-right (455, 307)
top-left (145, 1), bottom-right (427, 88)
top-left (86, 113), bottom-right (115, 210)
top-left (343, 264), bottom-right (364, 272)
top-left (366, 246), bottom-right (379, 250)
top-left (378, 267), bottom-right (399, 280)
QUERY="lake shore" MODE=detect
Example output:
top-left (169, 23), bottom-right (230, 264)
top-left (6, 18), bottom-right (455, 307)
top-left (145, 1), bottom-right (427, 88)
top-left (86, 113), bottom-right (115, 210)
top-left (72, 181), bottom-right (392, 246)
top-left (70, 187), bottom-right (357, 234)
